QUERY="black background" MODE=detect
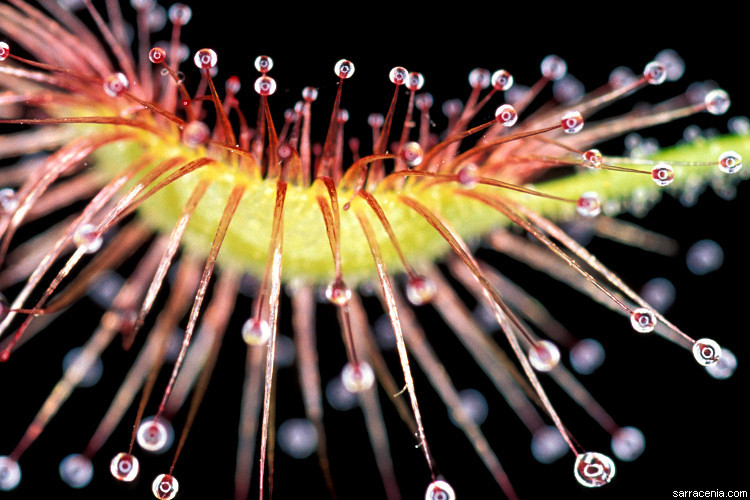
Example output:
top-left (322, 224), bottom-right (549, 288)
top-left (1, 1), bottom-right (748, 499)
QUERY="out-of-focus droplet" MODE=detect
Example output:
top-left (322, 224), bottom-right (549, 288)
top-left (611, 426), bottom-right (645, 462)
top-left (449, 388), bottom-right (489, 427)
top-left (640, 277), bottom-right (676, 313)
top-left (531, 425), bottom-right (569, 464)
top-left (62, 347), bottom-right (103, 388)
top-left (278, 418), bottom-right (318, 459)
top-left (59, 453), bottom-right (93, 489)
top-left (686, 239), bottom-right (723, 275)
top-left (0, 456), bottom-right (21, 491)
top-left (569, 338), bottom-right (606, 375)
top-left (706, 347), bottom-right (737, 379)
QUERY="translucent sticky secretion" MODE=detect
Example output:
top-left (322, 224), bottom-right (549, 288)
top-left (576, 191), bottom-right (601, 217)
top-left (341, 361), bottom-right (375, 393)
top-left (528, 340), bottom-right (561, 372)
top-left (0, 41), bottom-right (10, 61)
top-left (334, 59), bottom-right (355, 79)
top-left (59, 453), bottom-right (93, 489)
top-left (254, 76), bottom-right (277, 97)
top-left (706, 347), bottom-right (737, 380)
top-left (560, 110), bottom-right (584, 134)
top-left (491, 69), bottom-right (513, 91)
top-left (253, 54), bottom-right (273, 74)
top-left (406, 72), bottom-right (425, 91)
top-left (651, 163), bottom-right (675, 186)
top-left (278, 418), bottom-right (319, 459)
top-left (692, 338), bottom-right (722, 366)
top-left (0, 187), bottom-right (18, 214)
top-left (302, 86), bottom-right (318, 102)
top-left (0, 456), bottom-right (21, 491)
top-left (643, 60), bottom-right (667, 85)
top-left (611, 426), bottom-right (645, 462)
top-left (193, 48), bottom-right (217, 69)
top-left (406, 275), bottom-right (437, 306)
top-left (241, 317), bottom-right (271, 346)
top-left (569, 338), bottom-right (606, 375)
top-left (494, 104), bottom-right (518, 127)
top-left (137, 416), bottom-right (174, 453)
top-left (630, 307), bottom-right (657, 333)
top-left (103, 72), bottom-right (129, 97)
top-left (718, 150), bottom-right (743, 174)
top-left (325, 279), bottom-right (352, 306)
top-left (425, 479), bottom-right (456, 500)
top-left (573, 451), bottom-right (616, 487)
top-left (152, 474), bottom-right (179, 500)
top-left (389, 66), bottom-right (408, 86)
top-left (531, 425), bottom-right (569, 464)
top-left (148, 47), bottom-right (166, 64)
top-left (400, 141), bottom-right (424, 167)
top-left (582, 149), bottom-right (603, 167)
top-left (705, 89), bottom-right (730, 115)
top-left (73, 223), bottom-right (103, 254)
top-left (110, 452), bottom-right (139, 482)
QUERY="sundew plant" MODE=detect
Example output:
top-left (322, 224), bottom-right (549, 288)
top-left (0, 1), bottom-right (747, 499)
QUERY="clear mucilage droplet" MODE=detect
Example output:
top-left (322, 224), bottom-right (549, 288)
top-left (110, 452), bottom-right (139, 482)
top-left (152, 474), bottom-right (179, 500)
top-left (692, 338), bottom-right (721, 366)
top-left (425, 479), bottom-right (456, 500)
top-left (137, 417), bottom-right (173, 453)
top-left (494, 104), bottom-right (518, 127)
top-left (73, 224), bottom-right (103, 254)
top-left (651, 163), bottom-right (675, 186)
top-left (576, 192), bottom-right (601, 217)
top-left (718, 151), bottom-right (742, 174)
top-left (561, 111), bottom-right (584, 134)
top-left (334, 59), bottom-right (355, 79)
top-left (241, 317), bottom-right (271, 346)
top-left (406, 275), bottom-right (437, 306)
top-left (630, 307), bottom-right (657, 333)
top-left (528, 340), bottom-right (561, 372)
top-left (582, 149), bottom-right (603, 167)
top-left (341, 361), bottom-right (375, 393)
top-left (573, 451), bottom-right (616, 487)
top-left (278, 418), bottom-right (319, 459)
